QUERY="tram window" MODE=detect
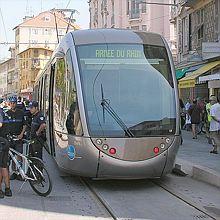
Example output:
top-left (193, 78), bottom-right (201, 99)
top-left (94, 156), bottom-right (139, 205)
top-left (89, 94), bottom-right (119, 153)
top-left (39, 78), bottom-right (44, 110)
top-left (54, 58), bottom-right (67, 131)
top-left (44, 71), bottom-right (50, 116)
top-left (42, 74), bottom-right (48, 114)
top-left (143, 45), bottom-right (173, 87)
top-left (33, 85), bottom-right (39, 101)
top-left (65, 49), bottom-right (83, 136)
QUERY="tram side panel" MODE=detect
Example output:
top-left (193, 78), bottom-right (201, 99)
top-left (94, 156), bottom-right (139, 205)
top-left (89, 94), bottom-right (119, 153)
top-left (53, 132), bottom-right (99, 177)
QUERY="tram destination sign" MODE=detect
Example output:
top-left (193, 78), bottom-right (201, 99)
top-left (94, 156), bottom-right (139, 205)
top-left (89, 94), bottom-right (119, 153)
top-left (80, 48), bottom-right (164, 65)
top-left (95, 49), bottom-right (143, 58)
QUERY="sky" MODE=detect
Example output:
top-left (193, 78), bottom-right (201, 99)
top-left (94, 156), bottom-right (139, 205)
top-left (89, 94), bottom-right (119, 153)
top-left (0, 0), bottom-right (90, 59)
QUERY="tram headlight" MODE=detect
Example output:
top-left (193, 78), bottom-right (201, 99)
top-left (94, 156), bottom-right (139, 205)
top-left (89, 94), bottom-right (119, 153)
top-left (96, 139), bottom-right (103, 145)
top-left (102, 144), bottom-right (109, 150)
top-left (165, 138), bottom-right (170, 143)
top-left (160, 143), bottom-right (165, 149)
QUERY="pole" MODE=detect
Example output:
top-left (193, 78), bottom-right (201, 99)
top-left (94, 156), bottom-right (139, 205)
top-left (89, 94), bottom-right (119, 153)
top-left (141, 1), bottom-right (178, 7)
top-left (53, 11), bottom-right (59, 44)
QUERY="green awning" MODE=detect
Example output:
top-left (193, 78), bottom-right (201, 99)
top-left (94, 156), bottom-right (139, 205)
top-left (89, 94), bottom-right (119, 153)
top-left (176, 68), bottom-right (189, 80)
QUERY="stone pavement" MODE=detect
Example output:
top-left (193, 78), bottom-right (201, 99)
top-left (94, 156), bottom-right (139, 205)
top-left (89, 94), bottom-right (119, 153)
top-left (176, 130), bottom-right (220, 188)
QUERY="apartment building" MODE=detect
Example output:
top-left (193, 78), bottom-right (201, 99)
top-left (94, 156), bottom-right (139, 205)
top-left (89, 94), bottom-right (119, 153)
top-left (7, 47), bottom-right (17, 96)
top-left (89, 0), bottom-right (176, 58)
top-left (13, 10), bottom-right (80, 94)
top-left (18, 47), bottom-right (53, 99)
top-left (171, 0), bottom-right (220, 100)
top-left (0, 47), bottom-right (17, 97)
top-left (0, 61), bottom-right (8, 97)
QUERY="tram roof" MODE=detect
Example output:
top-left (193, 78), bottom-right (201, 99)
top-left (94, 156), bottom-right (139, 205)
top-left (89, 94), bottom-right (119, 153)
top-left (71, 29), bottom-right (165, 47)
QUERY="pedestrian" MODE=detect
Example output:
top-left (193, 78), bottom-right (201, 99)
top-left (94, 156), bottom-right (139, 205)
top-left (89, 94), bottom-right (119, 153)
top-left (188, 99), bottom-right (202, 139)
top-left (184, 98), bottom-right (191, 131)
top-left (0, 107), bottom-right (12, 198)
top-left (179, 98), bottom-right (185, 129)
top-left (205, 97), bottom-right (213, 144)
top-left (209, 96), bottom-right (220, 154)
top-left (5, 96), bottom-right (27, 180)
top-left (29, 101), bottom-right (46, 159)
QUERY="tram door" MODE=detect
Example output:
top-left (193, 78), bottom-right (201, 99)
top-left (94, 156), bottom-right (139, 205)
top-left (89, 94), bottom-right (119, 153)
top-left (42, 74), bottom-right (50, 153)
top-left (48, 63), bottom-right (56, 156)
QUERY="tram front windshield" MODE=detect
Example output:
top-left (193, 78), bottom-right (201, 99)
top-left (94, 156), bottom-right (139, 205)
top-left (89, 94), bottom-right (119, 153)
top-left (77, 43), bottom-right (176, 137)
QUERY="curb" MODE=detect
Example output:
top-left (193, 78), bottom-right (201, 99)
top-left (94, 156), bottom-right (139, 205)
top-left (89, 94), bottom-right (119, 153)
top-left (175, 158), bottom-right (220, 188)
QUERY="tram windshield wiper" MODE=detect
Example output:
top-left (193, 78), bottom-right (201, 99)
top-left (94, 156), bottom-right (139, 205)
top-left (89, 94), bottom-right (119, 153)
top-left (100, 84), bottom-right (134, 138)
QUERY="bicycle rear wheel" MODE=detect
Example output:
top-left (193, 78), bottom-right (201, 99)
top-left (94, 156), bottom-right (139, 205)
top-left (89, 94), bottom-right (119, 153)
top-left (27, 159), bottom-right (52, 197)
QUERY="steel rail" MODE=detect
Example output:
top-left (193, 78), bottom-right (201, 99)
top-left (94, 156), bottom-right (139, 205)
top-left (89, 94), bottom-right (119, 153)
top-left (79, 177), bottom-right (117, 220)
top-left (80, 176), bottom-right (217, 220)
top-left (152, 180), bottom-right (217, 220)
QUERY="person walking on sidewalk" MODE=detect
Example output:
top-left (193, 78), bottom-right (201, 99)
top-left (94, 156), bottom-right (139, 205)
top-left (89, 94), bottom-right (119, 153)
top-left (188, 99), bottom-right (202, 139)
top-left (209, 95), bottom-right (220, 154)
top-left (184, 98), bottom-right (191, 131)
top-left (205, 97), bottom-right (214, 144)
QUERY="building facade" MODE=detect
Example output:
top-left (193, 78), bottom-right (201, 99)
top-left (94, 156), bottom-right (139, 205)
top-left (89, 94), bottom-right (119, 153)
top-left (0, 47), bottom-right (17, 97)
top-left (7, 47), bottom-right (18, 96)
top-left (0, 61), bottom-right (8, 97)
top-left (18, 47), bottom-right (53, 99)
top-left (171, 0), bottom-right (220, 100)
top-left (89, 0), bottom-right (176, 59)
top-left (13, 9), bottom-right (80, 95)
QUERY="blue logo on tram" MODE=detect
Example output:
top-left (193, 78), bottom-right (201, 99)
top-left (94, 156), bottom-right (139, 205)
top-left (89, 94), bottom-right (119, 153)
top-left (67, 145), bottom-right (75, 160)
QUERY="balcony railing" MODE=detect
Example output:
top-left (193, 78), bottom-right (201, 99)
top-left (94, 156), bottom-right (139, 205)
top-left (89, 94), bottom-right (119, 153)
top-left (31, 59), bottom-right (40, 69)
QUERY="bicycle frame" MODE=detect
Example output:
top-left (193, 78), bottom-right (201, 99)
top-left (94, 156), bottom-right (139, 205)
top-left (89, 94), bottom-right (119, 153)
top-left (9, 147), bottom-right (41, 182)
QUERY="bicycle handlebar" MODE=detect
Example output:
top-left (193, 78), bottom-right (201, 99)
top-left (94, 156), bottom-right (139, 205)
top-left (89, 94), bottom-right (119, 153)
top-left (7, 134), bottom-right (31, 144)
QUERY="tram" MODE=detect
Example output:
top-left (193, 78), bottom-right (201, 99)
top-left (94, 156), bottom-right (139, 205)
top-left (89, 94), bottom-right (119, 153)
top-left (33, 29), bottom-right (181, 179)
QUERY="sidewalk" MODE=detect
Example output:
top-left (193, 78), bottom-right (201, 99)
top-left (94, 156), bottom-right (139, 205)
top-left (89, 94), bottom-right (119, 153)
top-left (176, 130), bottom-right (220, 188)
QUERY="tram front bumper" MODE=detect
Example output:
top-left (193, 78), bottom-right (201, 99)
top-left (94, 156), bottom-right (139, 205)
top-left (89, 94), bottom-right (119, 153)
top-left (96, 136), bottom-right (181, 179)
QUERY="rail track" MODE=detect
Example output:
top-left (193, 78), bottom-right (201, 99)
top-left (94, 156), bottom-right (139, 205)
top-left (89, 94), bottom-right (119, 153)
top-left (80, 177), bottom-right (218, 220)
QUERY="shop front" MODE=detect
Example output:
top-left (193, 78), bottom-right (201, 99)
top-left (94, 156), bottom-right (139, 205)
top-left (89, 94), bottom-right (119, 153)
top-left (178, 60), bottom-right (220, 101)
top-left (199, 72), bottom-right (220, 97)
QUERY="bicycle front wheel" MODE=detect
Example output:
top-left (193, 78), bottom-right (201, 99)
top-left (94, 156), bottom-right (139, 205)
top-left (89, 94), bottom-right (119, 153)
top-left (28, 160), bottom-right (52, 197)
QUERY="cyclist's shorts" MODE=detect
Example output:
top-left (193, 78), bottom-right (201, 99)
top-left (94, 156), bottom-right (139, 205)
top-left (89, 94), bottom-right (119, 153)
top-left (0, 150), bottom-right (9, 168)
top-left (0, 137), bottom-right (9, 168)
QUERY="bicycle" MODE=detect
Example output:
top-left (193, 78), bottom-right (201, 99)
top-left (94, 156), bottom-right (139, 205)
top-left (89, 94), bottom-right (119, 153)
top-left (6, 134), bottom-right (52, 197)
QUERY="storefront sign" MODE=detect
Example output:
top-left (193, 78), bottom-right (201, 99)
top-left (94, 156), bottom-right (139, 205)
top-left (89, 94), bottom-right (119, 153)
top-left (178, 79), bottom-right (195, 88)
top-left (208, 80), bottom-right (220, 89)
top-left (202, 43), bottom-right (220, 60)
top-left (199, 73), bottom-right (220, 83)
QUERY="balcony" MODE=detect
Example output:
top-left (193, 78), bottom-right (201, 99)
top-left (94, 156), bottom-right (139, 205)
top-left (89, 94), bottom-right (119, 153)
top-left (31, 59), bottom-right (40, 69)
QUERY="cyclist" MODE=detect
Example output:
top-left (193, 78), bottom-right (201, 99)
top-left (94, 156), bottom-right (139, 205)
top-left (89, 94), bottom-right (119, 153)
top-left (0, 107), bottom-right (12, 198)
top-left (5, 96), bottom-right (27, 180)
top-left (29, 101), bottom-right (46, 159)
